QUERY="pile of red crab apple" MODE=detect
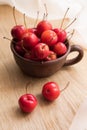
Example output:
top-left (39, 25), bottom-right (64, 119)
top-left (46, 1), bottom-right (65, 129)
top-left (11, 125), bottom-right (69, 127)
top-left (11, 20), bottom-right (68, 61)
top-left (10, 7), bottom-right (76, 62)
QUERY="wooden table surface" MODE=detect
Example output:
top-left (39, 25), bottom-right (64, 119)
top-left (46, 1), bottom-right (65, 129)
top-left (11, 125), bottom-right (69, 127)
top-left (0, 5), bottom-right (87, 130)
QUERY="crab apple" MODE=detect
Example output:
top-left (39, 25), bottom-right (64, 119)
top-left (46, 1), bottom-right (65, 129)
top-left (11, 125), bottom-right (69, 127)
top-left (23, 32), bottom-right (39, 50)
top-left (33, 43), bottom-right (49, 60)
top-left (53, 28), bottom-right (67, 42)
top-left (45, 51), bottom-right (57, 61)
top-left (27, 28), bottom-right (38, 35)
top-left (53, 42), bottom-right (67, 56)
top-left (24, 49), bottom-right (39, 61)
top-left (15, 41), bottom-right (25, 56)
top-left (18, 94), bottom-right (38, 113)
top-left (41, 30), bottom-right (58, 46)
top-left (42, 82), bottom-right (60, 101)
top-left (24, 52), bottom-right (32, 60)
top-left (11, 25), bottom-right (26, 40)
top-left (37, 20), bottom-right (52, 37)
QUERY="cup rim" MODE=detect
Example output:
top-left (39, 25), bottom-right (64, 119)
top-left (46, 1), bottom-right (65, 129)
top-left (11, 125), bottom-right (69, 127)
top-left (10, 40), bottom-right (70, 64)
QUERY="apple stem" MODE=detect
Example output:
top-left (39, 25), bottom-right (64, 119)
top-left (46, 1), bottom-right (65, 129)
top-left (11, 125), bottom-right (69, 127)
top-left (25, 82), bottom-right (30, 94)
top-left (60, 81), bottom-right (70, 92)
top-left (44, 3), bottom-right (48, 20)
top-left (23, 13), bottom-right (27, 28)
top-left (43, 13), bottom-right (46, 20)
top-left (13, 6), bottom-right (17, 25)
top-left (34, 11), bottom-right (39, 28)
top-left (67, 29), bottom-right (75, 41)
top-left (3, 37), bottom-right (29, 52)
top-left (64, 17), bottom-right (77, 30)
top-left (3, 37), bottom-right (18, 45)
top-left (60, 7), bottom-right (70, 29)
top-left (3, 37), bottom-right (12, 42)
top-left (21, 42), bottom-right (28, 53)
top-left (26, 83), bottom-right (28, 94)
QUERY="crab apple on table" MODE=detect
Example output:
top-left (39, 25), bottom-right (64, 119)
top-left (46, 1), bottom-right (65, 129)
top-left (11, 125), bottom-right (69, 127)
top-left (18, 93), bottom-right (38, 113)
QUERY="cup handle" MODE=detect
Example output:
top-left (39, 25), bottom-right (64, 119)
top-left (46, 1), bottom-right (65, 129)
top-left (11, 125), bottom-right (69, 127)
top-left (64, 44), bottom-right (84, 66)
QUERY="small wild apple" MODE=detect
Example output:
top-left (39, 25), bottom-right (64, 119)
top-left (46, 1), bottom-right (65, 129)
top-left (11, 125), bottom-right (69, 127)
top-left (37, 20), bottom-right (52, 37)
top-left (15, 41), bottom-right (25, 56)
top-left (23, 32), bottom-right (39, 50)
top-left (18, 94), bottom-right (38, 113)
top-left (42, 82), bottom-right (60, 101)
top-left (45, 51), bottom-right (57, 61)
top-left (27, 28), bottom-right (38, 35)
top-left (33, 43), bottom-right (49, 60)
top-left (24, 49), bottom-right (39, 61)
top-left (42, 81), bottom-right (69, 101)
top-left (11, 25), bottom-right (26, 40)
top-left (41, 30), bottom-right (58, 46)
top-left (53, 42), bottom-right (67, 56)
top-left (53, 28), bottom-right (67, 43)
top-left (24, 52), bottom-right (32, 60)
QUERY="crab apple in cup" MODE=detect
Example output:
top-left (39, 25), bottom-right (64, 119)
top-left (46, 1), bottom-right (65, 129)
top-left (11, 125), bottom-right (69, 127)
top-left (42, 82), bottom-right (60, 101)
top-left (15, 41), bottom-right (25, 56)
top-left (24, 52), bottom-right (33, 60)
top-left (24, 49), bottom-right (39, 61)
top-left (18, 94), bottom-right (38, 113)
top-left (33, 43), bottom-right (50, 60)
top-left (23, 32), bottom-right (39, 50)
top-left (53, 28), bottom-right (67, 42)
top-left (45, 51), bottom-right (57, 61)
top-left (27, 28), bottom-right (38, 35)
top-left (11, 25), bottom-right (26, 40)
top-left (53, 42), bottom-right (67, 56)
top-left (37, 20), bottom-right (52, 37)
top-left (41, 30), bottom-right (58, 46)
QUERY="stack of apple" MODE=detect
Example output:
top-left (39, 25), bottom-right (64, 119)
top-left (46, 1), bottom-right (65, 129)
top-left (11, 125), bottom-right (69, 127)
top-left (11, 19), bottom-right (67, 61)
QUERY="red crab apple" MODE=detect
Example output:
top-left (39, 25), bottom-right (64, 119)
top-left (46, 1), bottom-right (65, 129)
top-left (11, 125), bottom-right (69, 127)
top-left (37, 20), bottom-right (52, 37)
top-left (53, 42), bottom-right (67, 56)
top-left (18, 94), bottom-right (38, 113)
top-left (33, 43), bottom-right (49, 60)
top-left (24, 51), bottom-right (33, 60)
top-left (24, 50), bottom-right (39, 61)
top-left (45, 51), bottom-right (57, 61)
top-left (41, 30), bottom-right (58, 46)
top-left (42, 82), bottom-right (60, 101)
top-left (15, 41), bottom-right (25, 56)
top-left (23, 32), bottom-right (39, 50)
top-left (53, 28), bottom-right (67, 42)
top-left (11, 25), bottom-right (26, 40)
top-left (27, 28), bottom-right (38, 35)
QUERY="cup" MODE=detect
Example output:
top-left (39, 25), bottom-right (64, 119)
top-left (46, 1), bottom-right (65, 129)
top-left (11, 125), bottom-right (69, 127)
top-left (10, 40), bottom-right (84, 78)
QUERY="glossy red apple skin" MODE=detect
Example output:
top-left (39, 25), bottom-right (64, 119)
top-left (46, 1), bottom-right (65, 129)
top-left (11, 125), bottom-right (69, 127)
top-left (24, 49), bottom-right (39, 61)
top-left (24, 52), bottom-right (32, 60)
top-left (27, 28), bottom-right (38, 36)
top-left (18, 94), bottom-right (38, 113)
top-left (53, 42), bottom-right (67, 56)
top-left (37, 20), bottom-right (52, 37)
top-left (45, 51), bottom-right (57, 61)
top-left (41, 30), bottom-right (58, 46)
top-left (33, 43), bottom-right (49, 60)
top-left (15, 41), bottom-right (25, 56)
top-left (53, 28), bottom-right (67, 42)
top-left (42, 82), bottom-right (60, 101)
top-left (23, 32), bottom-right (39, 50)
top-left (11, 25), bottom-right (26, 40)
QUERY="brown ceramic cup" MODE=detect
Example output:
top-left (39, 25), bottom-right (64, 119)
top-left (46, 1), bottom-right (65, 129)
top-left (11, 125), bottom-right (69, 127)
top-left (10, 41), bottom-right (84, 77)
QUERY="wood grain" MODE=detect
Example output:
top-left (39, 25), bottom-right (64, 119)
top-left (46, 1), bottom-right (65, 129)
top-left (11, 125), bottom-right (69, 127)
top-left (0, 5), bottom-right (87, 130)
